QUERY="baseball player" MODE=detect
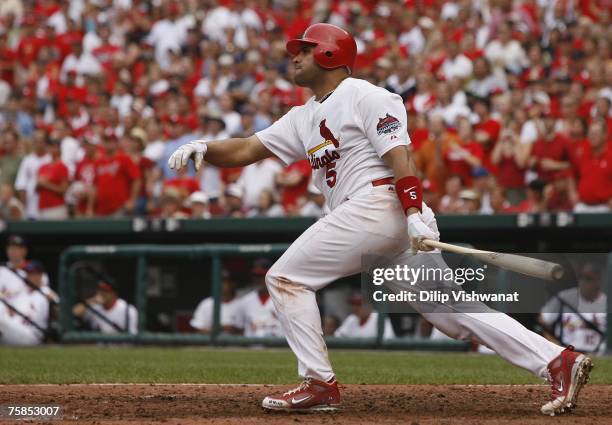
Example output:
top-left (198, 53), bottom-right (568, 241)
top-left (0, 261), bottom-right (50, 346)
top-left (72, 278), bottom-right (138, 335)
top-left (168, 23), bottom-right (592, 416)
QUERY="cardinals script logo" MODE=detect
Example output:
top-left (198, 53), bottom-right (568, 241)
top-left (376, 113), bottom-right (401, 136)
top-left (308, 119), bottom-right (341, 188)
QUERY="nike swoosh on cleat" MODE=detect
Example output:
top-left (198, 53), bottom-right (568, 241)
top-left (557, 377), bottom-right (564, 393)
top-left (291, 395), bottom-right (312, 405)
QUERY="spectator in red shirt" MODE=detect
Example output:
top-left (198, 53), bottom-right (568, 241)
top-left (0, 31), bottom-right (16, 85)
top-left (472, 96), bottom-right (501, 169)
top-left (91, 132), bottom-right (141, 217)
top-left (164, 167), bottom-right (200, 199)
top-left (71, 133), bottom-right (100, 217)
top-left (276, 160), bottom-right (311, 214)
top-left (125, 128), bottom-right (155, 216)
top-left (444, 117), bottom-right (484, 186)
top-left (491, 128), bottom-right (527, 205)
top-left (528, 115), bottom-right (573, 183)
top-left (506, 179), bottom-right (547, 213)
top-left (574, 120), bottom-right (612, 212)
top-left (36, 135), bottom-right (69, 220)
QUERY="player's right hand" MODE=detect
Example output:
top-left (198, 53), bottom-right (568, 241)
top-left (168, 140), bottom-right (208, 171)
top-left (407, 212), bottom-right (438, 253)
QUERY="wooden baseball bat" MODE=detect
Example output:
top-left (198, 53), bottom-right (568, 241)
top-left (421, 240), bottom-right (564, 281)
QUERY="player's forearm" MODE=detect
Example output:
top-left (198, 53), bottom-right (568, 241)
top-left (202, 138), bottom-right (250, 167)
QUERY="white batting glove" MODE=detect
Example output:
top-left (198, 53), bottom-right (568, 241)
top-left (168, 140), bottom-right (208, 171)
top-left (407, 206), bottom-right (439, 253)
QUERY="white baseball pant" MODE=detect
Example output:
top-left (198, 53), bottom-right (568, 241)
top-left (265, 184), bottom-right (564, 381)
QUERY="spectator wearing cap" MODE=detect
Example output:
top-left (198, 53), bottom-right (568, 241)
top-left (223, 184), bottom-right (246, 218)
top-left (91, 131), bottom-right (141, 216)
top-left (471, 167), bottom-right (496, 214)
top-left (158, 186), bottom-right (189, 219)
top-left (187, 191), bottom-right (211, 219)
top-left (458, 189), bottom-right (481, 214)
top-left (506, 179), bottom-right (547, 213)
top-left (36, 134), bottom-right (69, 220)
top-left (334, 294), bottom-right (395, 339)
top-left (0, 128), bottom-right (23, 187)
top-left (540, 263), bottom-right (607, 354)
top-left (236, 259), bottom-right (283, 338)
top-left (574, 120), bottom-right (612, 213)
top-left (72, 278), bottom-right (138, 335)
top-left (0, 260), bottom-right (51, 346)
top-left (190, 271), bottom-right (242, 335)
top-left (14, 128), bottom-right (50, 219)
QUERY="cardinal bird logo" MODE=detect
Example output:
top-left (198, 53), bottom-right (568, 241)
top-left (319, 119), bottom-right (340, 148)
top-left (376, 113), bottom-right (401, 136)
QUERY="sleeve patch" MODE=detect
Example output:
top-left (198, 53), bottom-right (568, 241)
top-left (376, 113), bottom-right (402, 136)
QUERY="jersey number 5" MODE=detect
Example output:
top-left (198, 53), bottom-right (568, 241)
top-left (325, 162), bottom-right (337, 188)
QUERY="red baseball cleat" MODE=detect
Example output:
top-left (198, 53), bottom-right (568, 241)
top-left (262, 378), bottom-right (341, 412)
top-left (541, 346), bottom-right (593, 416)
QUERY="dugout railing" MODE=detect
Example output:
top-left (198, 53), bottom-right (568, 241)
top-left (57, 244), bottom-right (612, 352)
top-left (57, 243), bottom-right (468, 350)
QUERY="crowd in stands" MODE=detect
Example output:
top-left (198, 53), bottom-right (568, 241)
top-left (0, 0), bottom-right (610, 221)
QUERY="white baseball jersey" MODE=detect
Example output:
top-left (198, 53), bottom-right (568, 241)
top-left (256, 77), bottom-right (409, 211)
top-left (540, 288), bottom-right (607, 353)
top-left (190, 296), bottom-right (243, 332)
top-left (84, 298), bottom-right (138, 335)
top-left (10, 289), bottom-right (50, 334)
top-left (237, 290), bottom-right (283, 338)
top-left (334, 311), bottom-right (395, 339)
top-left (0, 266), bottom-right (27, 300)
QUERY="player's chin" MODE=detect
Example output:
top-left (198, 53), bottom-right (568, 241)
top-left (294, 71), bottom-right (313, 87)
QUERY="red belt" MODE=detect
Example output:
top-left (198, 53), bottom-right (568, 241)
top-left (372, 176), bottom-right (394, 186)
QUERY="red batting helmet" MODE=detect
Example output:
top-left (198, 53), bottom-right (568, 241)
top-left (286, 23), bottom-right (357, 73)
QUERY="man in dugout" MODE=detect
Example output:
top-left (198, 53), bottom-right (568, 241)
top-left (72, 278), bottom-right (138, 335)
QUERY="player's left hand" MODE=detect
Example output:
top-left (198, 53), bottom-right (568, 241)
top-left (407, 204), bottom-right (439, 253)
top-left (168, 140), bottom-right (208, 171)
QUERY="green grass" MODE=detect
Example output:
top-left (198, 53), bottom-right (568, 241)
top-left (0, 346), bottom-right (610, 385)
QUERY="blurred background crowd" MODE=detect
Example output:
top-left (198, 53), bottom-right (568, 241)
top-left (0, 0), bottom-right (610, 221)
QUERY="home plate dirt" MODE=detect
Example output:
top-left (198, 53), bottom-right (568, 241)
top-left (1, 384), bottom-right (610, 424)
